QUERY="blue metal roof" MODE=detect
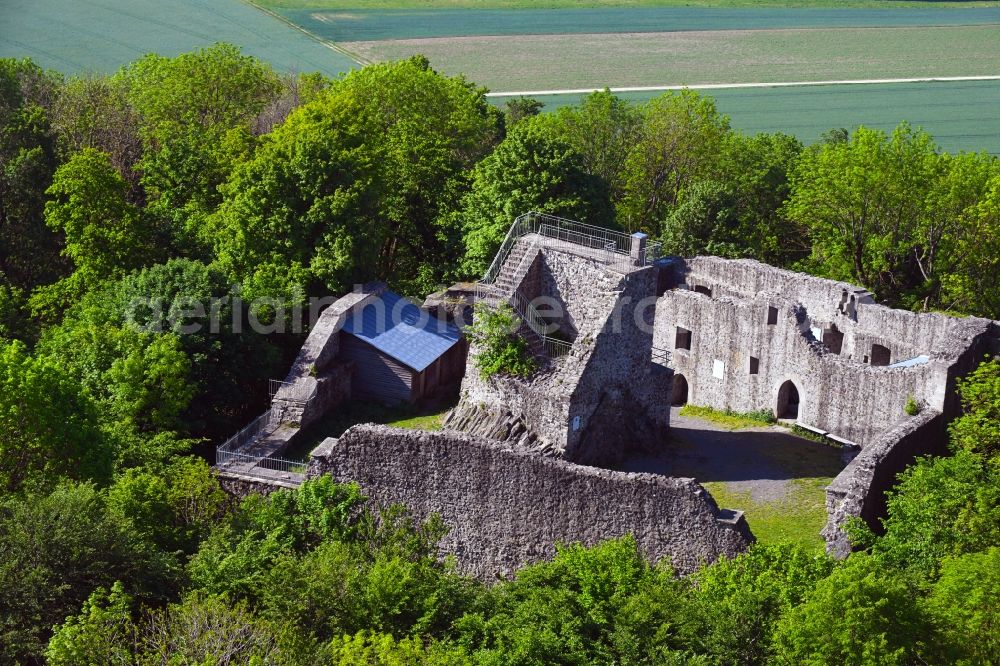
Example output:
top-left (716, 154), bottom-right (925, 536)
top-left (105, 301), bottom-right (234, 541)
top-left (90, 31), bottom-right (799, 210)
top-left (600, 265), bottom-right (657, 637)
top-left (342, 290), bottom-right (462, 372)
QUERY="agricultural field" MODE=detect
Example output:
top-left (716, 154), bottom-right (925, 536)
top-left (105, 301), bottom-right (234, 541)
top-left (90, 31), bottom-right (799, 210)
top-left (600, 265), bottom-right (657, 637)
top-left (279, 5), bottom-right (1000, 42)
top-left (491, 79), bottom-right (1000, 155)
top-left (257, 0), bottom-right (1000, 9)
top-left (0, 0), bottom-right (356, 76)
top-left (346, 25), bottom-right (1000, 91)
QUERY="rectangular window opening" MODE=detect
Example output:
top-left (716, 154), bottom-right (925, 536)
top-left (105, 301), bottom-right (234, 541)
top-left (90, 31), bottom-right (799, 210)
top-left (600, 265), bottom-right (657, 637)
top-left (767, 306), bottom-right (779, 325)
top-left (749, 356), bottom-right (760, 375)
top-left (675, 326), bottom-right (692, 351)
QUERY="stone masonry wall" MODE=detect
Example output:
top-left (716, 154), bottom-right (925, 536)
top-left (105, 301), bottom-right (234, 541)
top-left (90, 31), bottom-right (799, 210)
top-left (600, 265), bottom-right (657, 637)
top-left (453, 244), bottom-right (671, 465)
top-left (822, 409), bottom-right (946, 557)
top-left (308, 425), bottom-right (752, 578)
top-left (655, 289), bottom-right (948, 446)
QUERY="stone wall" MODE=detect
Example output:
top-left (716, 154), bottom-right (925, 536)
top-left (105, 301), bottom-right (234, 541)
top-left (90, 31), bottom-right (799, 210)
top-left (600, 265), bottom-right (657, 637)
top-left (452, 243), bottom-right (671, 465)
top-left (276, 284), bottom-right (383, 427)
top-left (308, 425), bottom-right (752, 578)
top-left (822, 409), bottom-right (946, 557)
top-left (654, 258), bottom-right (994, 446)
top-left (654, 289), bottom-right (952, 445)
top-left (216, 472), bottom-right (298, 498)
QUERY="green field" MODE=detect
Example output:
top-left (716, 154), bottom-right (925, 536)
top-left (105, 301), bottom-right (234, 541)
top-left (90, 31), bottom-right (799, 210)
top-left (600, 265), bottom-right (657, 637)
top-left (280, 6), bottom-right (1000, 42)
top-left (259, 0), bottom-right (1000, 9)
top-left (348, 25), bottom-right (1000, 91)
top-left (0, 0), bottom-right (357, 76)
top-left (491, 80), bottom-right (1000, 155)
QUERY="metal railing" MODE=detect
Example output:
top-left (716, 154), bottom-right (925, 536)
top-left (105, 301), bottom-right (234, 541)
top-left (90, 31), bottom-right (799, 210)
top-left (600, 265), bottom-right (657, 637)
top-left (216, 448), bottom-right (308, 476)
top-left (538, 223), bottom-right (647, 274)
top-left (479, 212), bottom-right (662, 288)
top-left (217, 408), bottom-right (280, 454)
top-left (510, 291), bottom-right (572, 359)
top-left (651, 347), bottom-right (671, 366)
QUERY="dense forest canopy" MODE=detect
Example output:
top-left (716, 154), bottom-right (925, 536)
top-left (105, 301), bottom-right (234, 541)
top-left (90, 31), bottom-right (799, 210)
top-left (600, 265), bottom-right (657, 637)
top-left (1, 44), bottom-right (999, 664)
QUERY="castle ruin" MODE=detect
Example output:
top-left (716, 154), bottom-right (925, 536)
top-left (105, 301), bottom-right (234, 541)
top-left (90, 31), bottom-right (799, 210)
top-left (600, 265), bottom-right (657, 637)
top-left (219, 212), bottom-right (1000, 575)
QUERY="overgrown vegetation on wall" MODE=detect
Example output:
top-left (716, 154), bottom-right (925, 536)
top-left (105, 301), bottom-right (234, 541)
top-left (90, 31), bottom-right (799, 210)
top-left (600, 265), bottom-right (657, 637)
top-left (466, 303), bottom-right (537, 379)
top-left (1, 43), bottom-right (999, 663)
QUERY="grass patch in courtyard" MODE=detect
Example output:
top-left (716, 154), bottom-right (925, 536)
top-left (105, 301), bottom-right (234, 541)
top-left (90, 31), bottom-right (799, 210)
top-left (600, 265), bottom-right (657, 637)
top-left (703, 476), bottom-right (833, 550)
top-left (679, 404), bottom-right (776, 429)
top-left (281, 398), bottom-right (454, 460)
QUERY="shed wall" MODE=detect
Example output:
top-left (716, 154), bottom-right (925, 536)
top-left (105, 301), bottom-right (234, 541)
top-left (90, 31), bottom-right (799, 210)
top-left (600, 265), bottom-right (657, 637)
top-left (339, 333), bottom-right (415, 404)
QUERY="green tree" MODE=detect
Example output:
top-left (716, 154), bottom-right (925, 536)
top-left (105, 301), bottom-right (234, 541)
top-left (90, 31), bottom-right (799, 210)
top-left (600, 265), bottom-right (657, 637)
top-left (187, 477), bottom-right (368, 598)
top-left (0, 339), bottom-right (110, 492)
top-left (503, 96), bottom-right (543, 129)
top-left (120, 43), bottom-right (281, 257)
top-left (105, 456), bottom-right (227, 555)
top-left (545, 89), bottom-right (643, 208)
top-left (949, 358), bottom-right (1000, 457)
top-left (0, 482), bottom-right (169, 663)
top-left (0, 58), bottom-right (64, 292)
top-left (660, 179), bottom-right (741, 258)
top-left (460, 118), bottom-right (613, 277)
top-left (782, 124), bottom-right (992, 309)
top-left (455, 537), bottom-right (691, 665)
top-left (924, 548), bottom-right (1000, 664)
top-left (943, 173), bottom-right (1000, 318)
top-left (327, 632), bottom-right (471, 665)
top-left (51, 74), bottom-right (143, 194)
top-left (855, 450), bottom-right (1000, 577)
top-left (773, 553), bottom-right (934, 665)
top-left (113, 258), bottom-right (281, 438)
top-left (46, 582), bottom-right (139, 666)
top-left (34, 147), bottom-right (156, 318)
top-left (465, 303), bottom-right (536, 380)
top-left (619, 90), bottom-right (730, 235)
top-left (684, 544), bottom-right (834, 665)
top-left (213, 57), bottom-right (497, 300)
top-left (37, 295), bottom-right (196, 440)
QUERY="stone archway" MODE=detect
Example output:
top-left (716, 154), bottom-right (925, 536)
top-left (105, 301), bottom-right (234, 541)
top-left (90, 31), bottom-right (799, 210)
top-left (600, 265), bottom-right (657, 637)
top-left (776, 380), bottom-right (800, 419)
top-left (671, 374), bottom-right (689, 406)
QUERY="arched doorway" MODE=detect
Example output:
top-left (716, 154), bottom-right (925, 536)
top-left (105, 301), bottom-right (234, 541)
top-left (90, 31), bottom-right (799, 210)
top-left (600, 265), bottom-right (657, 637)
top-left (671, 374), bottom-right (689, 406)
top-left (776, 380), bottom-right (800, 419)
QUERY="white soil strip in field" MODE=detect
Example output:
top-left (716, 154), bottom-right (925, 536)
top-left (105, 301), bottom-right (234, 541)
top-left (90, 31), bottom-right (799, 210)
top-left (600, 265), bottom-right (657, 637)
top-left (486, 75), bottom-right (1000, 98)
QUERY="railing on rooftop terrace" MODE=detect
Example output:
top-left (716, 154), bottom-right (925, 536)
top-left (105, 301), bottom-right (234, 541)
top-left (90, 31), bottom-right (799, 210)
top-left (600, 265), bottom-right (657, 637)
top-left (480, 212), bottom-right (662, 288)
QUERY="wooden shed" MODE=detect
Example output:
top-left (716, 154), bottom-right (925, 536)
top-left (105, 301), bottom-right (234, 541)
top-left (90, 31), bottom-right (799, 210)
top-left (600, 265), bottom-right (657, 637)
top-left (338, 290), bottom-right (467, 405)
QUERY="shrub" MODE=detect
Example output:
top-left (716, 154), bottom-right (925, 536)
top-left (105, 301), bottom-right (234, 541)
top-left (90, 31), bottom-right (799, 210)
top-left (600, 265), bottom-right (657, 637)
top-left (466, 303), bottom-right (536, 380)
top-left (904, 394), bottom-right (921, 416)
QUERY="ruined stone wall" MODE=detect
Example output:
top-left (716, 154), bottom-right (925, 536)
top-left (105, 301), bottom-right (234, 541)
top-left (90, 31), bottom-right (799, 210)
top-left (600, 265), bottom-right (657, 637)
top-left (681, 257), bottom-right (873, 318)
top-left (678, 256), bottom-right (988, 367)
top-left (216, 473), bottom-right (298, 498)
top-left (822, 409), bottom-right (946, 557)
top-left (565, 265), bottom-right (672, 463)
top-left (654, 289), bottom-right (948, 445)
top-left (453, 245), bottom-right (670, 464)
top-left (308, 425), bottom-right (752, 578)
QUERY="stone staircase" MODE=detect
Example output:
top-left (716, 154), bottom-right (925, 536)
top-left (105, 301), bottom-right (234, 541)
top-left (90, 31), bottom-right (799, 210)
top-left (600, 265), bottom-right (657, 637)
top-left (477, 236), bottom-right (552, 361)
top-left (494, 237), bottom-right (538, 296)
